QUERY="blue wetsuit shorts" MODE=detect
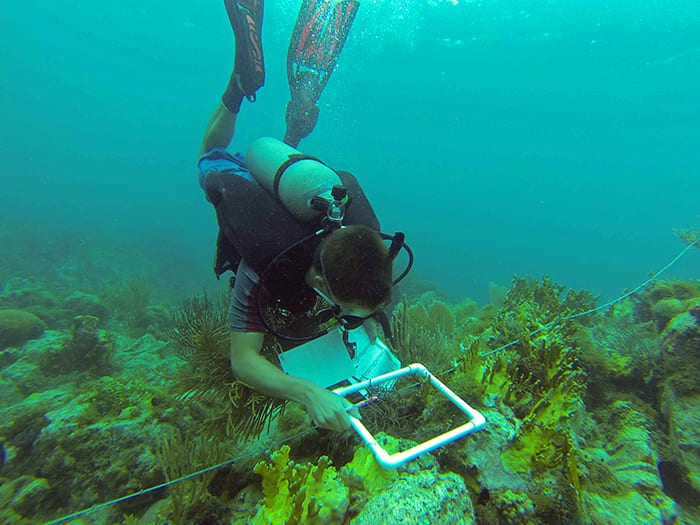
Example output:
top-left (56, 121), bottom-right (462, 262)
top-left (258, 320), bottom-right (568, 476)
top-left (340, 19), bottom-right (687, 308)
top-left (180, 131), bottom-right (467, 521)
top-left (198, 147), bottom-right (255, 191)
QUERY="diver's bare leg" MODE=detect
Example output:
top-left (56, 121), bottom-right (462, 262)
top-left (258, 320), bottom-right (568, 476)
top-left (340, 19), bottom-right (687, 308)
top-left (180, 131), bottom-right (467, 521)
top-left (200, 103), bottom-right (237, 154)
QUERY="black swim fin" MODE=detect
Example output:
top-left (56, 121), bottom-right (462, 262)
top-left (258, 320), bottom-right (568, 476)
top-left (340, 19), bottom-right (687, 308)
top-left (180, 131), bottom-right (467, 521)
top-left (222, 0), bottom-right (265, 112)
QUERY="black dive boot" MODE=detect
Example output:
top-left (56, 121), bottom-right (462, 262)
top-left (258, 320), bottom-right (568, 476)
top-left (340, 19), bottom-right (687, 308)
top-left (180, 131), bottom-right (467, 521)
top-left (222, 0), bottom-right (265, 113)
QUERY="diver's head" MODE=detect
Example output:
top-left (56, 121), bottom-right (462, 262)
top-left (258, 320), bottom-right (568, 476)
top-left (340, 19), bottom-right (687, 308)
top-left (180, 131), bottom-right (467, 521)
top-left (307, 225), bottom-right (392, 316)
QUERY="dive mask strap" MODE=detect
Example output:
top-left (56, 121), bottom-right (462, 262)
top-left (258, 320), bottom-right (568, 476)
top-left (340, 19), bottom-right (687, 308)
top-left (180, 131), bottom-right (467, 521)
top-left (371, 310), bottom-right (396, 349)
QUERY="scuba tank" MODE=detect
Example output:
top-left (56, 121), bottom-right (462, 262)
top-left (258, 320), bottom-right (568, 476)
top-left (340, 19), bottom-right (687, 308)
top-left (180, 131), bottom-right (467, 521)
top-left (246, 137), bottom-right (343, 222)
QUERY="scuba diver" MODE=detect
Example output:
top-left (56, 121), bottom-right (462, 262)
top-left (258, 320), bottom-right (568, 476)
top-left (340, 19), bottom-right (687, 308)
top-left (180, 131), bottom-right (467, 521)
top-left (199, 0), bottom-right (412, 433)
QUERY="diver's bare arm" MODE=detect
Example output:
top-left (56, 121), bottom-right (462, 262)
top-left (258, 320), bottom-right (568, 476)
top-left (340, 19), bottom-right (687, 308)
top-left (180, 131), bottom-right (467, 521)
top-left (229, 331), bottom-right (319, 403)
top-left (229, 331), bottom-right (351, 431)
top-left (200, 103), bottom-right (237, 155)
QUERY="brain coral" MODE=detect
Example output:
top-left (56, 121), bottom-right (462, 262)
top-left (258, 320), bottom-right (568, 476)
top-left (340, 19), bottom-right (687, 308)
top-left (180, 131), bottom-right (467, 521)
top-left (0, 309), bottom-right (46, 348)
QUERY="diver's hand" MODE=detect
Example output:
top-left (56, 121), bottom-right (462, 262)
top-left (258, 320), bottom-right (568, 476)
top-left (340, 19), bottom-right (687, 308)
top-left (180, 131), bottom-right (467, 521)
top-left (302, 385), bottom-right (352, 432)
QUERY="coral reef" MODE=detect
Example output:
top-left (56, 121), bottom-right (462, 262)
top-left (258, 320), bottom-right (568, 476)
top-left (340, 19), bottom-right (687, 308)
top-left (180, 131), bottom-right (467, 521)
top-left (632, 279), bottom-right (700, 330)
top-left (242, 433), bottom-right (475, 525)
top-left (390, 295), bottom-right (462, 374)
top-left (0, 329), bottom-right (185, 524)
top-left (582, 400), bottom-right (678, 523)
top-left (102, 277), bottom-right (153, 321)
top-left (584, 320), bottom-right (661, 398)
top-left (429, 276), bottom-right (683, 524)
top-left (675, 227), bottom-right (700, 247)
top-left (156, 430), bottom-right (232, 525)
top-left (0, 277), bottom-right (56, 312)
top-left (658, 305), bottom-right (700, 501)
top-left (456, 274), bottom-right (589, 420)
top-left (0, 308), bottom-right (46, 348)
top-left (1, 375), bottom-right (165, 495)
top-left (2, 224), bottom-right (698, 525)
top-left (252, 444), bottom-right (349, 524)
top-left (101, 276), bottom-right (175, 337)
top-left (343, 433), bottom-right (475, 524)
top-left (171, 292), bottom-right (288, 441)
top-left (38, 315), bottom-right (115, 375)
top-left (62, 290), bottom-right (108, 320)
top-left (0, 475), bottom-right (52, 522)
top-left (349, 469), bottom-right (472, 524)
top-left (659, 306), bottom-right (700, 396)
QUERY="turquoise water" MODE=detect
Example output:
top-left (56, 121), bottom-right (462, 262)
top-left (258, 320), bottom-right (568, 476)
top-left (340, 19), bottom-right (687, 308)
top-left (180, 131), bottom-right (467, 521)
top-left (2, 3), bottom-right (700, 523)
top-left (1, 0), bottom-right (698, 303)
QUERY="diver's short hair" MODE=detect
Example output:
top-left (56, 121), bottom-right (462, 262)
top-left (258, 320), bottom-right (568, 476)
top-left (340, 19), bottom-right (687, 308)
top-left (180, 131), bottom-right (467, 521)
top-left (314, 225), bottom-right (392, 309)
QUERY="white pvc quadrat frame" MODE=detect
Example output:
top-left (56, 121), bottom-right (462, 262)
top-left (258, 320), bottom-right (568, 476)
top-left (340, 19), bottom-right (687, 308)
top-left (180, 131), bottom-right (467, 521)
top-left (333, 362), bottom-right (486, 469)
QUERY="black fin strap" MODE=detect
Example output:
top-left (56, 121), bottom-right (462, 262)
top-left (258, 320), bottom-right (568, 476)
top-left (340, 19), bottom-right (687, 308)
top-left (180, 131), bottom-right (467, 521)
top-left (388, 232), bottom-right (405, 260)
top-left (272, 154), bottom-right (326, 202)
